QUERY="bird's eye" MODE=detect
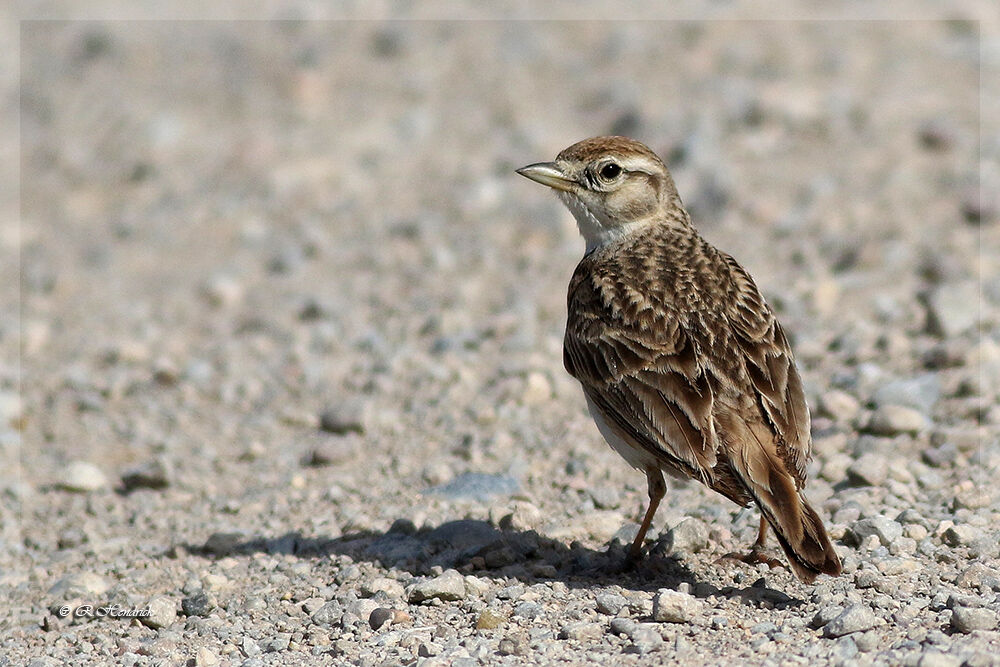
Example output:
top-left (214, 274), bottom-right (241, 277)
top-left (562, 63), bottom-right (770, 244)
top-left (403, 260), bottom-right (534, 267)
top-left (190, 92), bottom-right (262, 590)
top-left (599, 162), bottom-right (622, 181)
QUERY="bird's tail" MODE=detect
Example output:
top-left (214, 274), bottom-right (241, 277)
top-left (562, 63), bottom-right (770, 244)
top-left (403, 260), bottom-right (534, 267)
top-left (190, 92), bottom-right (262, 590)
top-left (724, 418), bottom-right (842, 583)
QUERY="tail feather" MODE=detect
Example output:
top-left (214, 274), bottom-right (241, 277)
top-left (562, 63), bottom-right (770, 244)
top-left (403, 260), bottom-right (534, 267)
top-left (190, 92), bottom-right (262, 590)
top-left (723, 415), bottom-right (842, 582)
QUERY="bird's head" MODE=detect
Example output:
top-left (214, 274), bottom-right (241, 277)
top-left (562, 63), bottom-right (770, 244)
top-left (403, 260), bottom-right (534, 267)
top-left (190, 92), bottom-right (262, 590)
top-left (516, 136), bottom-right (684, 251)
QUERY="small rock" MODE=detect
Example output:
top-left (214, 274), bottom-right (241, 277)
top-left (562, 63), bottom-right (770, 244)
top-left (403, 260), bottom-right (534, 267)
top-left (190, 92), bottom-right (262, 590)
top-left (951, 607), bottom-right (997, 633)
top-left (942, 524), bottom-right (983, 547)
top-left (58, 461), bottom-right (108, 492)
top-left (865, 405), bottom-right (928, 436)
top-left (918, 652), bottom-right (963, 667)
top-left (48, 572), bottom-right (110, 598)
top-left (559, 621), bottom-right (603, 641)
top-left (846, 452), bottom-right (890, 486)
top-left (369, 607), bottom-right (394, 630)
top-left (522, 372), bottom-right (552, 405)
top-left (595, 593), bottom-right (627, 616)
top-left (512, 601), bottom-right (543, 619)
top-left (497, 501), bottom-right (542, 531)
top-left (140, 596), bottom-right (177, 629)
top-left (476, 609), bottom-right (505, 629)
top-left (408, 569), bottom-right (466, 603)
top-left (811, 606), bottom-right (844, 629)
top-left (823, 604), bottom-right (875, 637)
top-left (872, 374), bottom-right (941, 412)
top-left (194, 647), bottom-right (219, 666)
top-left (417, 642), bottom-right (441, 657)
top-left (917, 119), bottom-right (956, 151)
top-left (819, 390), bottom-right (860, 422)
top-left (497, 634), bottom-right (528, 656)
top-left (925, 281), bottom-right (981, 338)
top-left (200, 273), bottom-right (243, 308)
top-left (181, 592), bottom-right (213, 617)
top-left (310, 601), bottom-right (343, 626)
top-left (661, 518), bottom-right (709, 554)
top-left (361, 577), bottom-right (405, 599)
top-left (956, 563), bottom-right (1000, 589)
top-left (652, 589), bottom-right (699, 623)
top-left (318, 407), bottom-right (364, 435)
top-left (625, 624), bottom-right (664, 654)
top-left (301, 439), bottom-right (358, 467)
top-left (850, 516), bottom-right (904, 546)
top-left (120, 459), bottom-right (169, 491)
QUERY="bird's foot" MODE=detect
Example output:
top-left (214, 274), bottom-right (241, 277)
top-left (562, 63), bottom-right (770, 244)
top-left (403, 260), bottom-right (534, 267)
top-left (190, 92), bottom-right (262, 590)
top-left (716, 547), bottom-right (785, 571)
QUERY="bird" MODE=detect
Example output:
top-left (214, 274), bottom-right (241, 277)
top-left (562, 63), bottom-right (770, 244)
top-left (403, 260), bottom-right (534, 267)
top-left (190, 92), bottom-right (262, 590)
top-left (516, 136), bottom-right (841, 583)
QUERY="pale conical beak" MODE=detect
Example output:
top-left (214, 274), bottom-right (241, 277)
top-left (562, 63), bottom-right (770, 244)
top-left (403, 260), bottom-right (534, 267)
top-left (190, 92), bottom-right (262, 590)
top-left (515, 162), bottom-right (575, 192)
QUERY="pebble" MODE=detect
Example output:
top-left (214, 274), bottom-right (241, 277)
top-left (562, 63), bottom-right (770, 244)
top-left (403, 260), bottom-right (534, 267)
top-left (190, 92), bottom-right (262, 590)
top-left (651, 589), bottom-right (699, 623)
top-left (865, 405), bottom-right (928, 436)
top-left (48, 572), bottom-right (110, 598)
top-left (497, 635), bottom-right (528, 656)
top-left (941, 524), bottom-right (984, 547)
top-left (57, 461), bottom-right (108, 492)
top-left (558, 621), bottom-right (603, 641)
top-left (140, 596), bottom-right (177, 629)
top-left (181, 592), bottom-right (213, 617)
top-left (408, 569), bottom-right (466, 603)
top-left (918, 652), bottom-right (963, 667)
top-left (846, 452), bottom-right (890, 486)
top-left (310, 601), bottom-right (343, 626)
top-left (823, 604), bottom-right (876, 637)
top-left (851, 516), bottom-right (904, 546)
top-left (361, 577), bottom-right (406, 599)
top-left (661, 518), bottom-right (709, 554)
top-left (476, 608), bottom-right (505, 629)
top-left (120, 459), bottom-right (170, 491)
top-left (369, 607), bottom-right (394, 630)
top-left (199, 273), bottom-right (243, 308)
top-left (819, 390), bottom-right (861, 422)
top-left (872, 374), bottom-right (941, 412)
top-left (952, 607), bottom-right (998, 633)
top-left (595, 593), bottom-right (627, 616)
top-left (926, 281), bottom-right (982, 338)
top-left (625, 624), bottom-right (664, 654)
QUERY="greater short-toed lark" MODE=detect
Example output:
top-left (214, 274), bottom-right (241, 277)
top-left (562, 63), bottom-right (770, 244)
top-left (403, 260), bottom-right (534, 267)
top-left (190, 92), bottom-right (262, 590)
top-left (517, 136), bottom-right (841, 582)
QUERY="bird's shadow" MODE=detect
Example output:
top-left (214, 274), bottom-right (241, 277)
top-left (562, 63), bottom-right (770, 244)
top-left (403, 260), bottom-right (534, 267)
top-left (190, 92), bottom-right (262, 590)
top-left (179, 519), bottom-right (802, 608)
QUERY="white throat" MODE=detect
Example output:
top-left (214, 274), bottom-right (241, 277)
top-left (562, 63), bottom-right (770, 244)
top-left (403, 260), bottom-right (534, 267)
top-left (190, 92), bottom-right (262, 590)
top-left (559, 192), bottom-right (631, 253)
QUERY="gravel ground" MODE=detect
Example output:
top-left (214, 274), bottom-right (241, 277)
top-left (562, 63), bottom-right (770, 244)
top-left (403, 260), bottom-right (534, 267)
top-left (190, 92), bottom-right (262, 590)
top-left (5, 14), bottom-right (1000, 667)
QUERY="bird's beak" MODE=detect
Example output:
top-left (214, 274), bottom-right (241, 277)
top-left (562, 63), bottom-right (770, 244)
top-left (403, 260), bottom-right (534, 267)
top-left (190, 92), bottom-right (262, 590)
top-left (515, 162), bottom-right (575, 192)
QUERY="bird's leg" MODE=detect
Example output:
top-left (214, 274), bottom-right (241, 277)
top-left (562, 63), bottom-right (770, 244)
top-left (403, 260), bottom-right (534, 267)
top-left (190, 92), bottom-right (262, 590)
top-left (627, 467), bottom-right (665, 564)
top-left (718, 516), bottom-right (784, 569)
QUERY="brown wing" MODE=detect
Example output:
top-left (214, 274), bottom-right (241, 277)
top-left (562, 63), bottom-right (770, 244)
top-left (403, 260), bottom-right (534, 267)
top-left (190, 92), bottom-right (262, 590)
top-left (563, 256), bottom-right (721, 481)
top-left (719, 253), bottom-right (811, 487)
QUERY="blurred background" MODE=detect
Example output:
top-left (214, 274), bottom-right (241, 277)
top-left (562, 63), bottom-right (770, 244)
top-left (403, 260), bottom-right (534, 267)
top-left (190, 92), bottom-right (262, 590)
top-left (3, 15), bottom-right (999, 661)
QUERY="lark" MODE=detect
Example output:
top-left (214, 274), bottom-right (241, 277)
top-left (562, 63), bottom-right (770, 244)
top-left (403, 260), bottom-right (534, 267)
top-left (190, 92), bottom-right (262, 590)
top-left (517, 136), bottom-right (841, 582)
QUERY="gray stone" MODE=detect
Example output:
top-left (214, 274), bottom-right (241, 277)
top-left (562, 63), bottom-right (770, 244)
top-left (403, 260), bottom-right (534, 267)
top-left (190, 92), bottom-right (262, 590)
top-left (181, 592), bottom-right (213, 617)
top-left (408, 569), bottom-right (466, 603)
top-left (310, 601), bottom-right (343, 626)
top-left (661, 518), bottom-right (709, 554)
top-left (497, 634), bottom-right (528, 656)
top-left (951, 607), bottom-right (998, 633)
top-left (851, 516), bottom-right (903, 546)
top-left (872, 374), bottom-right (941, 412)
top-left (918, 652), bottom-right (962, 667)
top-left (865, 405), bottom-right (928, 436)
top-left (941, 524), bottom-right (984, 547)
top-left (558, 621), bottom-right (603, 641)
top-left (140, 596), bottom-right (177, 629)
top-left (652, 589), bottom-right (699, 623)
top-left (926, 280), bottom-right (982, 338)
top-left (58, 461), bottom-right (108, 492)
top-left (846, 452), bottom-right (890, 486)
top-left (595, 593), bottom-right (627, 616)
top-left (626, 624), bottom-right (664, 654)
top-left (513, 601), bottom-right (543, 619)
top-left (48, 572), bottom-right (110, 599)
top-left (369, 607), bottom-right (394, 630)
top-left (819, 390), bottom-right (861, 422)
top-left (424, 472), bottom-right (519, 502)
top-left (318, 407), bottom-right (364, 435)
top-left (823, 604), bottom-right (876, 637)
